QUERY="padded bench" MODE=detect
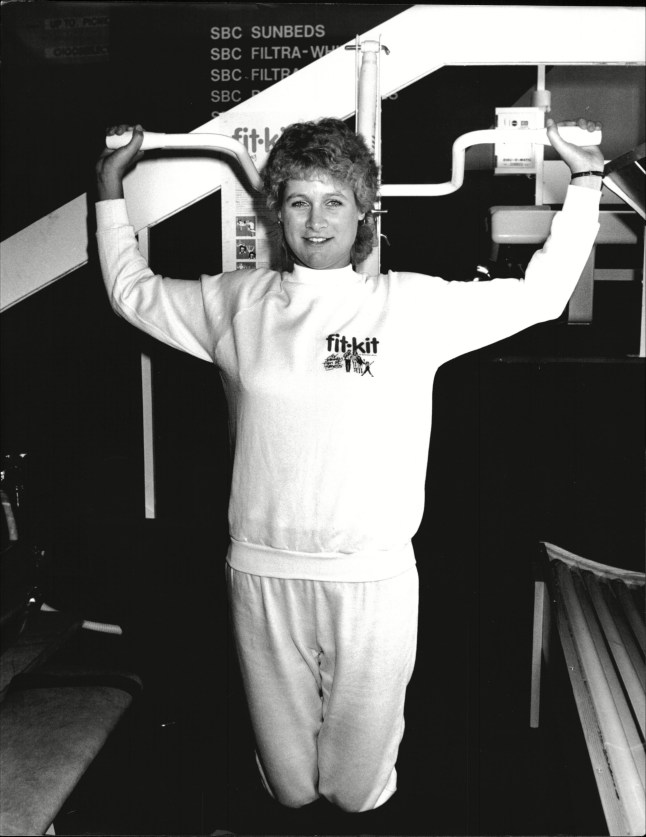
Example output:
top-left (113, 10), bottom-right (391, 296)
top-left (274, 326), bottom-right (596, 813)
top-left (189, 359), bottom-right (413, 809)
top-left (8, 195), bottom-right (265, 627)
top-left (0, 610), bottom-right (142, 836)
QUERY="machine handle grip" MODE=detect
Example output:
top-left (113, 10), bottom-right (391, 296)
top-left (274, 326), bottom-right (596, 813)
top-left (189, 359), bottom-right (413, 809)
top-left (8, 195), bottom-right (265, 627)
top-left (104, 131), bottom-right (264, 192)
top-left (105, 131), bottom-right (170, 151)
top-left (493, 127), bottom-right (602, 146)
top-left (540, 126), bottom-right (602, 146)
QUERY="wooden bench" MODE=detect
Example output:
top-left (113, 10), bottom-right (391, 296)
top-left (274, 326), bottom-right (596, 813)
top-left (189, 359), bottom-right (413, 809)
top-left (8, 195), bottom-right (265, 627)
top-left (531, 541), bottom-right (645, 836)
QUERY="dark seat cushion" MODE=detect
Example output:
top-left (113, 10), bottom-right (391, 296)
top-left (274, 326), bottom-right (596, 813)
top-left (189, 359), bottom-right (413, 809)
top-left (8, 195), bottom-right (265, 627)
top-left (0, 676), bottom-right (139, 836)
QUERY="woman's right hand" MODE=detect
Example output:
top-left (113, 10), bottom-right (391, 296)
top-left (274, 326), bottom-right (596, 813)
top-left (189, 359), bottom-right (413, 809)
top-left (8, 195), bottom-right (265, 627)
top-left (96, 124), bottom-right (144, 200)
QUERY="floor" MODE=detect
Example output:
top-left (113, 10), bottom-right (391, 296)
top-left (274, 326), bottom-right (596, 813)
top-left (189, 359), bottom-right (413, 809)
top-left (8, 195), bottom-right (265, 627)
top-left (49, 537), bottom-right (609, 837)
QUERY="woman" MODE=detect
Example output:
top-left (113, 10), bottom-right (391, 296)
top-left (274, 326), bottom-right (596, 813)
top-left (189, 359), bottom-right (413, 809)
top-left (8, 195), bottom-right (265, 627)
top-left (96, 116), bottom-right (603, 813)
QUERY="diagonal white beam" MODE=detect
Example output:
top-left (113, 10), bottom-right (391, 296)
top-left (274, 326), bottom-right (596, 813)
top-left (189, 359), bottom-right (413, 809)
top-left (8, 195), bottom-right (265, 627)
top-left (2, 4), bottom-right (644, 311)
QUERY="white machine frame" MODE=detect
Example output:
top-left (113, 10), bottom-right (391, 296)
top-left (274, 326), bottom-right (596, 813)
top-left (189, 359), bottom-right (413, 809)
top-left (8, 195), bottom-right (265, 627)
top-left (1, 5), bottom-right (644, 523)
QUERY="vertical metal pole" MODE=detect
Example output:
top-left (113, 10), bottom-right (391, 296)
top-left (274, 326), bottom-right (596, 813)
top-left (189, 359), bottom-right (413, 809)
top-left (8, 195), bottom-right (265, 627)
top-left (354, 34), bottom-right (360, 121)
top-left (136, 226), bottom-right (156, 519)
top-left (375, 37), bottom-right (383, 274)
top-left (640, 237), bottom-right (645, 357)
top-left (355, 39), bottom-right (382, 277)
top-left (533, 65), bottom-right (547, 206)
top-left (356, 42), bottom-right (379, 154)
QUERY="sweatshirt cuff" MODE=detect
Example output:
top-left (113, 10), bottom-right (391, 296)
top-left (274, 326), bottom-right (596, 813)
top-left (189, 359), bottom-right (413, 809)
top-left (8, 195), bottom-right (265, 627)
top-left (562, 183), bottom-right (602, 215)
top-left (96, 199), bottom-right (130, 230)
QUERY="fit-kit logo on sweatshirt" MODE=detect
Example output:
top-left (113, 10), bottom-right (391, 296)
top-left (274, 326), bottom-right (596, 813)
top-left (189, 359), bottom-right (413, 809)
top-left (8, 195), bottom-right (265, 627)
top-left (322, 333), bottom-right (379, 377)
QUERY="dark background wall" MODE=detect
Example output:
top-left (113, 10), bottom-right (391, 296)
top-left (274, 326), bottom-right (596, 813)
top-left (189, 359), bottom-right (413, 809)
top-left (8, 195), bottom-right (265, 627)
top-left (1, 4), bottom-right (644, 835)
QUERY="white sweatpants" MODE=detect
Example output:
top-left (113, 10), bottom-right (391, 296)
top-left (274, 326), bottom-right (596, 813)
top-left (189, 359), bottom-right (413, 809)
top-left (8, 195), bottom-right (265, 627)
top-left (226, 565), bottom-right (419, 813)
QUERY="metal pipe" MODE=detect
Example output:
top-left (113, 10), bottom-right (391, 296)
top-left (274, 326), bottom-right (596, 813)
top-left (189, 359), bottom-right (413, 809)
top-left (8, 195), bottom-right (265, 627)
top-left (107, 126), bottom-right (601, 202)
top-left (381, 126), bottom-right (602, 197)
top-left (356, 41), bottom-right (380, 154)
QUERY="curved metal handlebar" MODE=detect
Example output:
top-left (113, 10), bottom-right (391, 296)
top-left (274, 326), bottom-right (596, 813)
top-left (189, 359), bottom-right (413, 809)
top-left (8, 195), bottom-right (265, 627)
top-left (380, 126), bottom-right (602, 197)
top-left (106, 125), bottom-right (601, 199)
top-left (105, 131), bottom-right (264, 192)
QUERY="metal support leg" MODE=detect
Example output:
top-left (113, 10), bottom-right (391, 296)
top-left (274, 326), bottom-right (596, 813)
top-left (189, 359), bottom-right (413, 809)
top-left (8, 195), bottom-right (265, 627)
top-left (136, 227), bottom-right (156, 519)
top-left (530, 579), bottom-right (551, 728)
top-left (640, 238), bottom-right (645, 357)
top-left (568, 246), bottom-right (595, 324)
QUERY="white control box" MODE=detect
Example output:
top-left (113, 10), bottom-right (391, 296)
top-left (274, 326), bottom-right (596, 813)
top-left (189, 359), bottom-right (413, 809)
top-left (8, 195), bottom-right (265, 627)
top-left (495, 107), bottom-right (545, 175)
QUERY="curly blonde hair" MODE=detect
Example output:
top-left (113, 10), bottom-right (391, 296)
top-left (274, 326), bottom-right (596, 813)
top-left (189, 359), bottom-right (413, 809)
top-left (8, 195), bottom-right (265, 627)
top-left (263, 118), bottom-right (380, 266)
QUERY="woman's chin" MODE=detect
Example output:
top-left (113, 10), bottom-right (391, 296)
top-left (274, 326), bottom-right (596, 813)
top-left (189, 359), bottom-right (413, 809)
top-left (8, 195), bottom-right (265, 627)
top-left (294, 250), bottom-right (351, 271)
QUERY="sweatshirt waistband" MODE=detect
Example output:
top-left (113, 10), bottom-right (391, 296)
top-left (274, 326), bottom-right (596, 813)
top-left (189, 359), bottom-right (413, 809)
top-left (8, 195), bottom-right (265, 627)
top-left (227, 539), bottom-right (416, 582)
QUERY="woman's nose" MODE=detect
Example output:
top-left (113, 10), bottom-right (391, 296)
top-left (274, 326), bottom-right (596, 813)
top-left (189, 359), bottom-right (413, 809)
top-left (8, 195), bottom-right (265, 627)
top-left (306, 207), bottom-right (327, 230)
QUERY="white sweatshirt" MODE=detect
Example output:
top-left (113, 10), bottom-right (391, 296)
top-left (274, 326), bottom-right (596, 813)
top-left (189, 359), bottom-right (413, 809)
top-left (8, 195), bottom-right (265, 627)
top-left (97, 186), bottom-right (600, 581)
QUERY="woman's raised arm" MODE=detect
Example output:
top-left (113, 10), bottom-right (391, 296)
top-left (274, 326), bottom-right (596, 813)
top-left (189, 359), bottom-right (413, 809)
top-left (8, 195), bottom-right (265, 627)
top-left (96, 124), bottom-right (144, 201)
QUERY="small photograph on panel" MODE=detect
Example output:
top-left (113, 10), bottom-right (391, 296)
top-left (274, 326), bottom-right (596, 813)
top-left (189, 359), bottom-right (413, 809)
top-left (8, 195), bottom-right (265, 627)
top-left (236, 216), bottom-right (257, 237)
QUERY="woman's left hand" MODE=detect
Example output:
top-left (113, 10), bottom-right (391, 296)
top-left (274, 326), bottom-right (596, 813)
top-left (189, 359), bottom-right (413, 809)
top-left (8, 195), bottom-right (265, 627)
top-left (546, 117), bottom-right (605, 184)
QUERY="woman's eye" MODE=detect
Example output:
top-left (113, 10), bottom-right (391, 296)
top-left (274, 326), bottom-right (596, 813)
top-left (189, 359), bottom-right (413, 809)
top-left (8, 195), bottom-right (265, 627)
top-left (288, 198), bottom-right (343, 209)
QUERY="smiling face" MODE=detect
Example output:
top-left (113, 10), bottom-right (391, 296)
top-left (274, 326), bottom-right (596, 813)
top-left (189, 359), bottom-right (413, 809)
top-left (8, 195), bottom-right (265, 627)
top-left (278, 174), bottom-right (365, 270)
